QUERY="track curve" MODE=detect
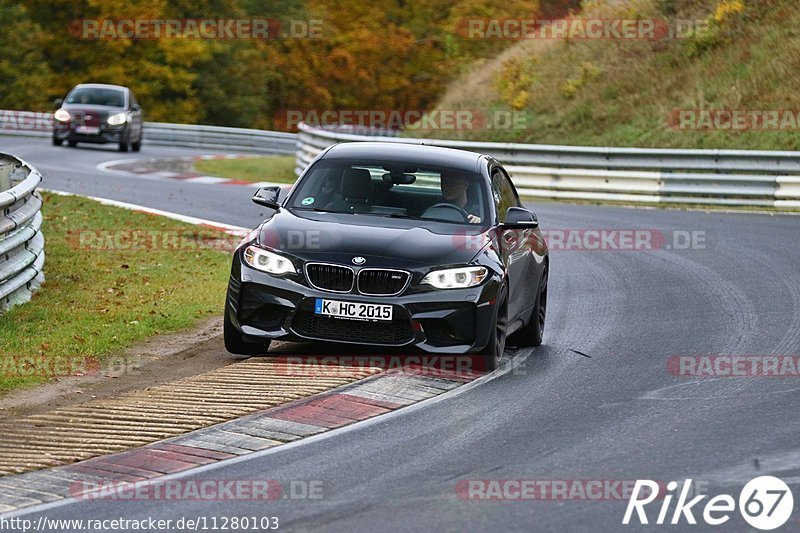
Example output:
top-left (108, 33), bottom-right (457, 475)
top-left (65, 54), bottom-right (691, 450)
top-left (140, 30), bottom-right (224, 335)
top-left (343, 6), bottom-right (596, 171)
top-left (4, 134), bottom-right (800, 531)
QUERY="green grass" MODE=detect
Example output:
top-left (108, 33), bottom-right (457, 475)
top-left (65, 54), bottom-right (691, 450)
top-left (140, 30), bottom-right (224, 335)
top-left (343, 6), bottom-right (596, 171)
top-left (428, 0), bottom-right (800, 151)
top-left (193, 156), bottom-right (298, 184)
top-left (0, 193), bottom-right (232, 394)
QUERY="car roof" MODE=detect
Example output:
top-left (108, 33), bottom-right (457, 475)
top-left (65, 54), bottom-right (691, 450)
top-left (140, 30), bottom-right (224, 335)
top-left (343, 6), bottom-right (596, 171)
top-left (72, 83), bottom-right (128, 92)
top-left (321, 142), bottom-right (485, 173)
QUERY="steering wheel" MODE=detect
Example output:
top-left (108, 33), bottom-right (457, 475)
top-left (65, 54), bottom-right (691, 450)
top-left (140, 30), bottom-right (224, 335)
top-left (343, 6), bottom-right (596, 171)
top-left (421, 203), bottom-right (470, 222)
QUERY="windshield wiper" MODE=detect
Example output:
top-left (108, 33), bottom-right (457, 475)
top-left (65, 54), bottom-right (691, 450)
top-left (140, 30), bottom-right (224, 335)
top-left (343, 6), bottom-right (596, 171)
top-left (381, 213), bottom-right (417, 219)
top-left (292, 207), bottom-right (332, 213)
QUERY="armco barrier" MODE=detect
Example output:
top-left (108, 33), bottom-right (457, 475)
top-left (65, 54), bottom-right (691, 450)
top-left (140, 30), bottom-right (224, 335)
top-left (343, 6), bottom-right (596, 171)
top-left (3, 110), bottom-right (798, 208)
top-left (0, 154), bottom-right (44, 313)
top-left (295, 123), bottom-right (800, 208)
top-left (0, 110), bottom-right (296, 155)
top-left (143, 122), bottom-right (296, 154)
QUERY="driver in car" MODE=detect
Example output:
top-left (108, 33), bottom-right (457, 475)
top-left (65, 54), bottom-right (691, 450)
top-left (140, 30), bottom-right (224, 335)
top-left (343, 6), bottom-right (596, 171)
top-left (440, 172), bottom-right (482, 224)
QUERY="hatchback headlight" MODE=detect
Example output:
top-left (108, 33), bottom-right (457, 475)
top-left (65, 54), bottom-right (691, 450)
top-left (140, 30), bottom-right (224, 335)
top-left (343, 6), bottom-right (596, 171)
top-left (54, 109), bottom-right (71, 122)
top-left (107, 112), bottom-right (127, 126)
top-left (421, 266), bottom-right (488, 289)
top-left (243, 246), bottom-right (295, 275)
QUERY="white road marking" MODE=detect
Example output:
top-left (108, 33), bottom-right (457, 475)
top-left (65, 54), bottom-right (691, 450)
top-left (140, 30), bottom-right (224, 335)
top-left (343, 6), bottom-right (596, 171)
top-left (43, 189), bottom-right (250, 236)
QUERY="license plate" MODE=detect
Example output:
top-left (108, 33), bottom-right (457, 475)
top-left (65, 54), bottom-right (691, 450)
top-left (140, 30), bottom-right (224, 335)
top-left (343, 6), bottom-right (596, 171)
top-left (314, 298), bottom-right (393, 321)
top-left (75, 126), bottom-right (100, 134)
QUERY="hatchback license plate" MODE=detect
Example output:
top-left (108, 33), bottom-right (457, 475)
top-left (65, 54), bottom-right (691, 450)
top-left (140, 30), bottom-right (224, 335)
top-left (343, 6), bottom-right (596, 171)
top-left (75, 126), bottom-right (100, 134)
top-left (314, 298), bottom-right (392, 321)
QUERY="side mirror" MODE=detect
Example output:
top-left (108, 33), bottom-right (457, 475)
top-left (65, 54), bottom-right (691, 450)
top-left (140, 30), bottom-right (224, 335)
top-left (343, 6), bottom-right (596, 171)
top-left (53, 98), bottom-right (63, 108)
top-left (252, 186), bottom-right (281, 210)
top-left (503, 207), bottom-right (538, 228)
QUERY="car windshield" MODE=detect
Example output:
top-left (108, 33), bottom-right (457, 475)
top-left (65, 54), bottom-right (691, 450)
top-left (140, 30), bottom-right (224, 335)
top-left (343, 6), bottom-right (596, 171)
top-left (65, 87), bottom-right (125, 107)
top-left (288, 159), bottom-right (489, 225)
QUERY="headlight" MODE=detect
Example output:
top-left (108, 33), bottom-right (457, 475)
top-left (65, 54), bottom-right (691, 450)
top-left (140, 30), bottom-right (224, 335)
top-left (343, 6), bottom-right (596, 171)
top-left (421, 266), bottom-right (488, 289)
top-left (243, 246), bottom-right (295, 275)
top-left (107, 112), bottom-right (127, 125)
top-left (54, 109), bottom-right (71, 122)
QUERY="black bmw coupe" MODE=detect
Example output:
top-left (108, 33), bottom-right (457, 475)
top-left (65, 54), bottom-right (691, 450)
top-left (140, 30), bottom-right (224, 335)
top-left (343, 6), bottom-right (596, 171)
top-left (224, 142), bottom-right (548, 370)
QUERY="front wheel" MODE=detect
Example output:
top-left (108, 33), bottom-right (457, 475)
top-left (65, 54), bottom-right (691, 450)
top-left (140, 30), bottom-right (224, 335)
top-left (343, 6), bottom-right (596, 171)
top-left (224, 310), bottom-right (269, 357)
top-left (509, 264), bottom-right (547, 347)
top-left (479, 285), bottom-right (508, 372)
top-left (52, 137), bottom-right (63, 146)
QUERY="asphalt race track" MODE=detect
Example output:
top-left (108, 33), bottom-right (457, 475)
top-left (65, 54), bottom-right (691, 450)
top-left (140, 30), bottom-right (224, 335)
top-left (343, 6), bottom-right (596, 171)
top-left (3, 135), bottom-right (800, 531)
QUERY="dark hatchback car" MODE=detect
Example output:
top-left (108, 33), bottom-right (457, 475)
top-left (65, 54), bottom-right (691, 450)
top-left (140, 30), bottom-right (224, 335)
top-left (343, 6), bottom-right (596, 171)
top-left (224, 142), bottom-right (549, 369)
top-left (52, 83), bottom-right (143, 152)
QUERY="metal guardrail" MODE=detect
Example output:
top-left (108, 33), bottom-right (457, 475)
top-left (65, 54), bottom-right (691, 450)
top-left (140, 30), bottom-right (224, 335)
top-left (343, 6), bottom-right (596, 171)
top-left (296, 123), bottom-right (800, 208)
top-left (143, 122), bottom-right (296, 154)
top-left (0, 154), bottom-right (44, 313)
top-left (0, 110), bottom-right (297, 155)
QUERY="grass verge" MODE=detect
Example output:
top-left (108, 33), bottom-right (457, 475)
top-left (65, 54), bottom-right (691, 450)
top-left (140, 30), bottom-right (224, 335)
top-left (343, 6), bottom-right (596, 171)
top-left (193, 155), bottom-right (297, 184)
top-left (429, 0), bottom-right (800, 151)
top-left (0, 193), bottom-right (233, 394)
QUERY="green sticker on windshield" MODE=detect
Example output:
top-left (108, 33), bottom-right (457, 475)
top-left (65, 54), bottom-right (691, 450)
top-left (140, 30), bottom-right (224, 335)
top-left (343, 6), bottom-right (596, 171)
top-left (301, 197), bottom-right (315, 206)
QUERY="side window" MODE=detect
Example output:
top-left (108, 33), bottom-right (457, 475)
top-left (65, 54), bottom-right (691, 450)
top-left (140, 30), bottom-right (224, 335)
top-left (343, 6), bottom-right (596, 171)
top-left (129, 92), bottom-right (138, 110)
top-left (491, 168), bottom-right (520, 222)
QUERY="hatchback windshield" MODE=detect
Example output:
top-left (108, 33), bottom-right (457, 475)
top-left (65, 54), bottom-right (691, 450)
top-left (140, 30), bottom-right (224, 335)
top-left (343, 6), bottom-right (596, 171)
top-left (289, 159), bottom-right (488, 225)
top-left (65, 87), bottom-right (125, 107)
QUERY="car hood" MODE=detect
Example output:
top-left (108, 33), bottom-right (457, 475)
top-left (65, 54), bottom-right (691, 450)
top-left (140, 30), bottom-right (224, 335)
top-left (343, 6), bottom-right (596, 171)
top-left (256, 209), bottom-right (490, 268)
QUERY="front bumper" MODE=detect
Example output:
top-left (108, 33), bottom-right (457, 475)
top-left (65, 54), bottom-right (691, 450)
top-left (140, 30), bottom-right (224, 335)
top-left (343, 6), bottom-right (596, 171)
top-left (227, 260), bottom-right (501, 354)
top-left (53, 125), bottom-right (128, 144)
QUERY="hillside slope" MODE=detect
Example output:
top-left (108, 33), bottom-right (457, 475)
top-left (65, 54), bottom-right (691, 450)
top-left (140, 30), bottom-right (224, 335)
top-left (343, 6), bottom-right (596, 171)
top-left (429, 0), bottom-right (800, 150)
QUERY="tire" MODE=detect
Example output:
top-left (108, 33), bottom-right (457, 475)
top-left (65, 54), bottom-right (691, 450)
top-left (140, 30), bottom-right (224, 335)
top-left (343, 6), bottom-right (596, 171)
top-left (509, 264), bottom-right (548, 347)
top-left (224, 310), bottom-right (269, 356)
top-left (479, 285), bottom-right (508, 372)
top-left (118, 138), bottom-right (129, 152)
top-left (67, 140), bottom-right (77, 147)
top-left (52, 137), bottom-right (63, 146)
top-left (131, 136), bottom-right (141, 152)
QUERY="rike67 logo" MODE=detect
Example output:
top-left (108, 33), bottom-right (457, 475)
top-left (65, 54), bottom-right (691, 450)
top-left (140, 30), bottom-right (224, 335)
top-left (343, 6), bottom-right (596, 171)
top-left (623, 477), bottom-right (794, 530)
